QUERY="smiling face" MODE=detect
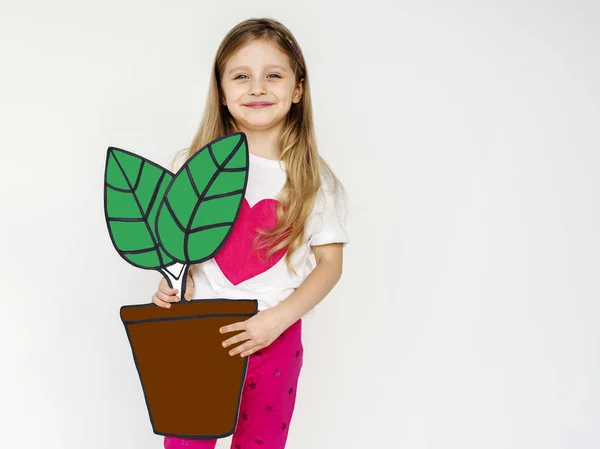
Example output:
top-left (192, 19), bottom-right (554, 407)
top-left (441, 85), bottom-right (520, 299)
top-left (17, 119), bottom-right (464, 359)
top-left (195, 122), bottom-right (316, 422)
top-left (220, 39), bottom-right (303, 133)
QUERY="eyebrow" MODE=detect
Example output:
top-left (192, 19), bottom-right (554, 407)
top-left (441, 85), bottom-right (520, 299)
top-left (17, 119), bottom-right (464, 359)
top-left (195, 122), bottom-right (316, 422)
top-left (227, 64), bottom-right (288, 75)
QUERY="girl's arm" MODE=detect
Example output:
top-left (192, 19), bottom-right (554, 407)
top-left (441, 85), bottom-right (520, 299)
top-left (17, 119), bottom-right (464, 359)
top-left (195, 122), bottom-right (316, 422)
top-left (220, 242), bottom-right (344, 357)
top-left (277, 242), bottom-right (344, 327)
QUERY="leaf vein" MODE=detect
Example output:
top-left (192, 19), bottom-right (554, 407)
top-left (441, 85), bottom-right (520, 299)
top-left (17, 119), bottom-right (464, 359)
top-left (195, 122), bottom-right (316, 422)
top-left (208, 145), bottom-right (219, 168)
top-left (164, 198), bottom-right (188, 234)
top-left (121, 245), bottom-right (160, 255)
top-left (183, 137), bottom-right (245, 261)
top-left (189, 222), bottom-right (234, 233)
top-left (132, 160), bottom-right (145, 192)
top-left (185, 165), bottom-right (201, 199)
top-left (111, 150), bottom-right (159, 251)
top-left (105, 182), bottom-right (131, 193)
top-left (203, 189), bottom-right (245, 201)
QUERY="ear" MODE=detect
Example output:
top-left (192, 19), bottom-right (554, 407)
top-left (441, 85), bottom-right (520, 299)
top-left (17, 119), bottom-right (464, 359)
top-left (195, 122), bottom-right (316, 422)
top-left (293, 78), bottom-right (304, 103)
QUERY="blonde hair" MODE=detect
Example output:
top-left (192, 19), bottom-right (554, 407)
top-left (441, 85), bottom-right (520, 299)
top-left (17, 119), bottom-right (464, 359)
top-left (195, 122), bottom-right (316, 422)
top-left (175, 17), bottom-right (341, 273)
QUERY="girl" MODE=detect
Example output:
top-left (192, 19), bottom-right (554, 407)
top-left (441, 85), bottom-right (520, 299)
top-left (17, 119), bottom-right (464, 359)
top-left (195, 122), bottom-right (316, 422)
top-left (153, 17), bottom-right (349, 449)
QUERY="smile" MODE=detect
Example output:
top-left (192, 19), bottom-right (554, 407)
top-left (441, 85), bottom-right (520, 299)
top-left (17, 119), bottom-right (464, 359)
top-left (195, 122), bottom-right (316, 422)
top-left (244, 103), bottom-right (274, 109)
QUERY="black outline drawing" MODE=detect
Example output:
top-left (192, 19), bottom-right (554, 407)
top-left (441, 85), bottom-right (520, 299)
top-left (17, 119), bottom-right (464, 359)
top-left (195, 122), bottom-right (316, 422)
top-left (121, 299), bottom-right (258, 440)
top-left (104, 132), bottom-right (258, 440)
top-left (104, 132), bottom-right (250, 300)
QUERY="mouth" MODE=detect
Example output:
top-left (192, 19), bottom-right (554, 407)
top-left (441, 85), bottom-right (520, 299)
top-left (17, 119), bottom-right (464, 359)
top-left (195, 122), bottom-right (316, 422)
top-left (244, 102), bottom-right (274, 109)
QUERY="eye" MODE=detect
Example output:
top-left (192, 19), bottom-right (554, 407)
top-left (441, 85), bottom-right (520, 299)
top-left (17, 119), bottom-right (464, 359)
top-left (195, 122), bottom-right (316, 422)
top-left (234, 73), bottom-right (281, 80)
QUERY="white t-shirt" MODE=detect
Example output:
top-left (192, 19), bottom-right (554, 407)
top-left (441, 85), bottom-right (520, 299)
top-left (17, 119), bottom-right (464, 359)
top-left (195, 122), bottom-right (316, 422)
top-left (171, 150), bottom-right (349, 316)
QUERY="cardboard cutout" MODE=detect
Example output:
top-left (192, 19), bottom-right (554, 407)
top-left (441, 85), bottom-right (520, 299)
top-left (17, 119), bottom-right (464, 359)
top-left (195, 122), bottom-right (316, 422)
top-left (104, 132), bottom-right (259, 439)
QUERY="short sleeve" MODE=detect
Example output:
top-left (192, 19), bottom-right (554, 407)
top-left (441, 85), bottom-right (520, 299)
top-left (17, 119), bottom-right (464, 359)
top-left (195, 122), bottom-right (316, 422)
top-left (307, 171), bottom-right (350, 247)
top-left (169, 148), bottom-right (190, 173)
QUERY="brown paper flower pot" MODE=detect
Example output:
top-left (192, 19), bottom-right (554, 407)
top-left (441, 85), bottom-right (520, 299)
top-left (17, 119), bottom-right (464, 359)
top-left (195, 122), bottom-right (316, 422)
top-left (120, 298), bottom-right (258, 439)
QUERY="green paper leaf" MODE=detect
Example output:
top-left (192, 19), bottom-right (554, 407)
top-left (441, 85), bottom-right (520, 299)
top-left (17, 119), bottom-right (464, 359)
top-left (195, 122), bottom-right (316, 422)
top-left (156, 132), bottom-right (249, 264)
top-left (104, 147), bottom-right (175, 269)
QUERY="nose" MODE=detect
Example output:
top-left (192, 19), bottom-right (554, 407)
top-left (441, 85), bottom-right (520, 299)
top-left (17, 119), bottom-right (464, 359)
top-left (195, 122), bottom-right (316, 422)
top-left (249, 77), bottom-right (267, 95)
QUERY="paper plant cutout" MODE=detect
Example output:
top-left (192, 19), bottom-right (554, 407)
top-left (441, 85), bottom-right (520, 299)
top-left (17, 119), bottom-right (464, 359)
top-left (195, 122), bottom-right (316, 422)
top-left (104, 132), bottom-right (249, 299)
top-left (104, 132), bottom-right (260, 439)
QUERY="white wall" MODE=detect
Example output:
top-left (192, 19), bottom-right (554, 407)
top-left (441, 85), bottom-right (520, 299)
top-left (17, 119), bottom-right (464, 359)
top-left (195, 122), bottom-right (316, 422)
top-left (1, 1), bottom-right (598, 448)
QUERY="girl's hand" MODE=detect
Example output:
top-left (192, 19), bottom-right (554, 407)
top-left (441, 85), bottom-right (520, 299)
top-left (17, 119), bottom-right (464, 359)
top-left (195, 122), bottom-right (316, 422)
top-left (151, 273), bottom-right (195, 308)
top-left (220, 306), bottom-right (287, 357)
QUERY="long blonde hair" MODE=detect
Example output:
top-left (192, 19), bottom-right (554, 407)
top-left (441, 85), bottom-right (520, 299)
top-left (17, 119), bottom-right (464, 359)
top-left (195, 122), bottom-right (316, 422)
top-left (175, 17), bottom-right (341, 272)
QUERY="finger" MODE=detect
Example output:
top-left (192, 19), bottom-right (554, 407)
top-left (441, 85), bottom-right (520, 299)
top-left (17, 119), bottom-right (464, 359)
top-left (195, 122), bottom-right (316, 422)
top-left (158, 277), bottom-right (178, 295)
top-left (184, 283), bottom-right (194, 301)
top-left (219, 321), bottom-right (247, 334)
top-left (158, 277), bottom-right (175, 291)
top-left (240, 344), bottom-right (264, 358)
top-left (222, 331), bottom-right (250, 348)
top-left (229, 339), bottom-right (256, 357)
top-left (156, 290), bottom-right (179, 303)
top-left (152, 294), bottom-right (171, 309)
top-left (158, 285), bottom-right (179, 298)
top-left (181, 273), bottom-right (194, 301)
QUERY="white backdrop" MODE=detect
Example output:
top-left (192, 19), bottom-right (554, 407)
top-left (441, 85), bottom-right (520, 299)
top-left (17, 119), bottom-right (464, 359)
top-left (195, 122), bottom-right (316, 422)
top-left (1, 1), bottom-right (598, 448)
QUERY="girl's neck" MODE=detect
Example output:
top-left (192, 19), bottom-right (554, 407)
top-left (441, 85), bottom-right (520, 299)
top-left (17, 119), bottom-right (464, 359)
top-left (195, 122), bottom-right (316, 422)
top-left (236, 125), bottom-right (283, 161)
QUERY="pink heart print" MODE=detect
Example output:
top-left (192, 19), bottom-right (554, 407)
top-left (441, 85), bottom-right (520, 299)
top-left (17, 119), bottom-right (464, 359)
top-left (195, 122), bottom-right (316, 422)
top-left (214, 198), bottom-right (286, 285)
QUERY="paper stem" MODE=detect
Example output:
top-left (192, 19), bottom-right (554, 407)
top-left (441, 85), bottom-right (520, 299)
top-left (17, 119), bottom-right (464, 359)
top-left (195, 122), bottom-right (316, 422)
top-left (159, 262), bottom-right (189, 301)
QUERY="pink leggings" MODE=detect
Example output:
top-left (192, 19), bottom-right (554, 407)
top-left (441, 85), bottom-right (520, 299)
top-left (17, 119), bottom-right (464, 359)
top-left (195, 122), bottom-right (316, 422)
top-left (164, 319), bottom-right (304, 449)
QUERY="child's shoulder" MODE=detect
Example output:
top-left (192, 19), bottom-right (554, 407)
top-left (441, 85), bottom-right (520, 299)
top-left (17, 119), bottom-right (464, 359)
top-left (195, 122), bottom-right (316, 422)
top-left (317, 159), bottom-right (344, 196)
top-left (311, 160), bottom-right (346, 213)
top-left (169, 148), bottom-right (190, 173)
top-left (306, 159), bottom-right (350, 245)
